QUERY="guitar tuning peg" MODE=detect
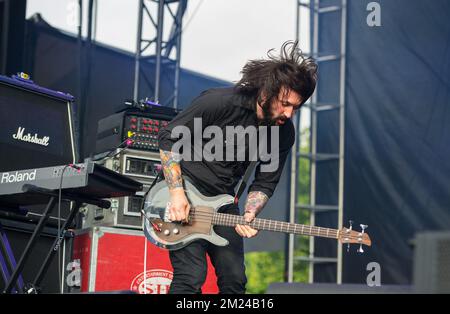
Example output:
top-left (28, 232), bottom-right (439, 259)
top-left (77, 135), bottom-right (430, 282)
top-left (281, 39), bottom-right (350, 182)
top-left (346, 220), bottom-right (353, 233)
top-left (360, 224), bottom-right (368, 234)
top-left (357, 244), bottom-right (364, 253)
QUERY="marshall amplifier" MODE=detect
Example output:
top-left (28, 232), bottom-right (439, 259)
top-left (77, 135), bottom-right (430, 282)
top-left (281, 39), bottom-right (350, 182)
top-left (0, 73), bottom-right (77, 226)
top-left (0, 74), bottom-right (78, 172)
top-left (95, 103), bottom-right (179, 154)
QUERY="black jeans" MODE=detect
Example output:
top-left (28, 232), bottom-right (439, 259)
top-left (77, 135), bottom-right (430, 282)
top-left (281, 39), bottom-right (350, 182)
top-left (168, 204), bottom-right (247, 294)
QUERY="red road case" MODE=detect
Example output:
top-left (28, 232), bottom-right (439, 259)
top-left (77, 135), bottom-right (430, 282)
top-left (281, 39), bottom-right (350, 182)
top-left (72, 226), bottom-right (219, 294)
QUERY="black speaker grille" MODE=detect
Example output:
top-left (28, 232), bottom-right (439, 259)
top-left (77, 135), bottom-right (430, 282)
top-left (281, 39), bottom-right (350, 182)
top-left (0, 83), bottom-right (76, 172)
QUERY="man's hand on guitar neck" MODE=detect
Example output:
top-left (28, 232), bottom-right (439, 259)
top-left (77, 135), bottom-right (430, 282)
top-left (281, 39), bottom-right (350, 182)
top-left (235, 211), bottom-right (258, 238)
top-left (235, 191), bottom-right (269, 238)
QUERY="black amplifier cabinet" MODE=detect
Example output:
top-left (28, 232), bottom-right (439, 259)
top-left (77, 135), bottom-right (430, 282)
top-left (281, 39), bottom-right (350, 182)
top-left (95, 105), bottom-right (179, 154)
top-left (0, 74), bottom-right (78, 172)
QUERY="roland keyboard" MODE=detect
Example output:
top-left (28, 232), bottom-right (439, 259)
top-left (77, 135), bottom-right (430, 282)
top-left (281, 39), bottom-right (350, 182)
top-left (0, 162), bottom-right (143, 208)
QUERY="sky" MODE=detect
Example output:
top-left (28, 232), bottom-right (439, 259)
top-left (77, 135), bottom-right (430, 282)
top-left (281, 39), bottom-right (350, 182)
top-left (26, 0), bottom-right (311, 82)
top-left (26, 0), bottom-right (311, 131)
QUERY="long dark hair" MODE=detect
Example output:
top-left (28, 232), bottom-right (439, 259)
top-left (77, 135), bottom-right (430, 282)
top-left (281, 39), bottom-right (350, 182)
top-left (235, 40), bottom-right (317, 110)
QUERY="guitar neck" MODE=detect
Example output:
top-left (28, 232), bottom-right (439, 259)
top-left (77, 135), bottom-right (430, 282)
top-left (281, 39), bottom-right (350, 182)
top-left (212, 213), bottom-right (339, 239)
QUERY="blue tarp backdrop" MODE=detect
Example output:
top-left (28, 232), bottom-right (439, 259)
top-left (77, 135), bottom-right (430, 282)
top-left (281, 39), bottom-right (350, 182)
top-left (314, 0), bottom-right (450, 284)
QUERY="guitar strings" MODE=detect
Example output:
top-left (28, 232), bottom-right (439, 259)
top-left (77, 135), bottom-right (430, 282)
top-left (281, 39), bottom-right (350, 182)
top-left (190, 209), bottom-right (339, 236)
top-left (160, 207), bottom-right (365, 242)
top-left (177, 215), bottom-right (363, 242)
top-left (162, 217), bottom-right (364, 242)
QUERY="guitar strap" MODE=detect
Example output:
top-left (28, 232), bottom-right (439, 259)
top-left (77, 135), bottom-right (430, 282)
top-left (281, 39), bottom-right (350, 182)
top-left (234, 131), bottom-right (261, 204)
top-left (233, 160), bottom-right (258, 204)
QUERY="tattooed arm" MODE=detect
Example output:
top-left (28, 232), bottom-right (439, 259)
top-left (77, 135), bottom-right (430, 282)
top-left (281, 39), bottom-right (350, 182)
top-left (159, 149), bottom-right (190, 222)
top-left (159, 149), bottom-right (183, 190)
top-left (235, 191), bottom-right (269, 238)
top-left (244, 191), bottom-right (269, 216)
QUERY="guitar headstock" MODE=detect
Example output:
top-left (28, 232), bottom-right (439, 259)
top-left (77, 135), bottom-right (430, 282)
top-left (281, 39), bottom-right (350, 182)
top-left (338, 221), bottom-right (372, 253)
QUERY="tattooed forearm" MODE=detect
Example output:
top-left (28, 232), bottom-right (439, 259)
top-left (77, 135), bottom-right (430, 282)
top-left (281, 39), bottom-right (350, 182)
top-left (159, 149), bottom-right (183, 190)
top-left (244, 191), bottom-right (269, 216)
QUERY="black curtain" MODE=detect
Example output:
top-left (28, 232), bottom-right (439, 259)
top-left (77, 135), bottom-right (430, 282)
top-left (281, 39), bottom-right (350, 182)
top-left (315, 0), bottom-right (450, 284)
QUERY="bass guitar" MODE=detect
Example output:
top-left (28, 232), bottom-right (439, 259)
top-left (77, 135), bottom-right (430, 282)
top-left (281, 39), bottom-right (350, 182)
top-left (142, 179), bottom-right (371, 252)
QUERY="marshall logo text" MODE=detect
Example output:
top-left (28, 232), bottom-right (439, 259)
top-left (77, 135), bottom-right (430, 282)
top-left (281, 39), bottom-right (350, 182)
top-left (1, 170), bottom-right (37, 184)
top-left (12, 127), bottom-right (50, 146)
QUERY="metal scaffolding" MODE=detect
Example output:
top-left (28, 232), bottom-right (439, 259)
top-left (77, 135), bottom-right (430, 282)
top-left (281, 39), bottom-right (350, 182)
top-left (289, 0), bottom-right (347, 283)
top-left (133, 0), bottom-right (188, 108)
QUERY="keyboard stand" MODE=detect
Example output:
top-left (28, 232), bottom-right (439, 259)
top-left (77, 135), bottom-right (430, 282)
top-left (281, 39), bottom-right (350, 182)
top-left (2, 184), bottom-right (111, 294)
top-left (0, 222), bottom-right (24, 293)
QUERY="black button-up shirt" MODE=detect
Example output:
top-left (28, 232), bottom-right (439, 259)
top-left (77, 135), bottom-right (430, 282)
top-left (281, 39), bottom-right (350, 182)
top-left (158, 87), bottom-right (295, 198)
